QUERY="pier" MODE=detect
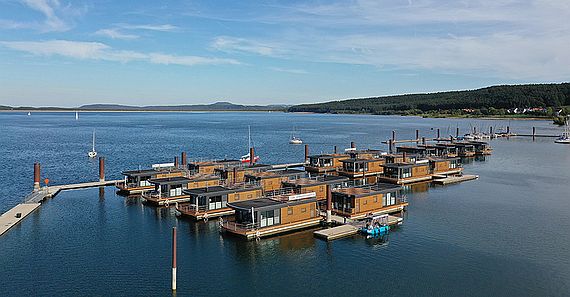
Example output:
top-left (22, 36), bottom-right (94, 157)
top-left (0, 158), bottom-right (119, 237)
top-left (432, 174), bottom-right (479, 185)
top-left (314, 215), bottom-right (403, 241)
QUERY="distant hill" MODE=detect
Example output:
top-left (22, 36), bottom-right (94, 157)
top-left (288, 83), bottom-right (570, 115)
top-left (80, 102), bottom-right (288, 111)
top-left (0, 102), bottom-right (289, 111)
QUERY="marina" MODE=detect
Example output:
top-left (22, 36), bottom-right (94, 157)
top-left (1, 112), bottom-right (569, 297)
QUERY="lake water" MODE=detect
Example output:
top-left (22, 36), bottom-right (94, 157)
top-left (0, 112), bottom-right (569, 296)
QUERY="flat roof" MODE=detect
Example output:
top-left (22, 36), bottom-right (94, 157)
top-left (228, 196), bottom-right (316, 211)
top-left (148, 176), bottom-right (191, 185)
top-left (246, 169), bottom-right (305, 179)
top-left (333, 183), bottom-right (402, 197)
top-left (308, 153), bottom-right (349, 159)
top-left (214, 163), bottom-right (272, 172)
top-left (183, 185), bottom-right (260, 196)
top-left (122, 169), bottom-right (158, 176)
top-left (282, 175), bottom-right (349, 186)
top-left (187, 174), bottom-right (220, 182)
top-left (383, 162), bottom-right (427, 168)
top-left (341, 158), bottom-right (384, 163)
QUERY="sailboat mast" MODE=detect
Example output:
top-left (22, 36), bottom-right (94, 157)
top-left (92, 131), bottom-right (96, 151)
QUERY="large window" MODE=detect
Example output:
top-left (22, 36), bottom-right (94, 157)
top-left (382, 192), bottom-right (397, 207)
top-left (260, 210), bottom-right (280, 227)
top-left (401, 168), bottom-right (412, 178)
top-left (208, 195), bottom-right (224, 210)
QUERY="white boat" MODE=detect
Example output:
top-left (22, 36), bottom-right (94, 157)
top-left (241, 125), bottom-right (260, 163)
top-left (289, 127), bottom-right (303, 144)
top-left (88, 131), bottom-right (97, 158)
top-left (75, 111), bottom-right (79, 120)
top-left (27, 112), bottom-right (31, 116)
top-left (555, 119), bottom-right (570, 144)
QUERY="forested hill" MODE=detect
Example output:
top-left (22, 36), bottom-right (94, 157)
top-left (288, 83), bottom-right (570, 115)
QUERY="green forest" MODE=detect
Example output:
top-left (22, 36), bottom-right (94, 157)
top-left (288, 83), bottom-right (570, 118)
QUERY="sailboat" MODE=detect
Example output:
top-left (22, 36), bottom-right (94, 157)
top-left (88, 131), bottom-right (97, 158)
top-left (289, 127), bottom-right (303, 144)
top-left (75, 111), bottom-right (79, 120)
top-left (555, 119), bottom-right (570, 144)
top-left (240, 126), bottom-right (260, 163)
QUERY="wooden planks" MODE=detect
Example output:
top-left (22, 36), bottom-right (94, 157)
top-left (0, 203), bottom-right (41, 236)
top-left (432, 175), bottom-right (478, 185)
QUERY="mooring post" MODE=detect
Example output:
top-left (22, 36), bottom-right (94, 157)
top-left (304, 144), bottom-right (309, 163)
top-left (489, 126), bottom-right (493, 135)
top-left (456, 127), bottom-right (460, 138)
top-left (415, 129), bottom-right (419, 143)
top-left (333, 145), bottom-right (337, 154)
top-left (422, 137), bottom-right (426, 145)
top-left (181, 152), bottom-right (187, 168)
top-left (392, 130), bottom-right (396, 142)
top-left (172, 226), bottom-right (177, 291)
top-left (437, 128), bottom-right (440, 140)
top-left (326, 185), bottom-right (332, 224)
top-left (532, 127), bottom-right (536, 140)
top-left (350, 141), bottom-right (355, 149)
top-left (249, 147), bottom-right (255, 166)
top-left (34, 162), bottom-right (41, 191)
top-left (174, 156), bottom-right (179, 168)
top-left (388, 139), bottom-right (393, 154)
top-left (99, 157), bottom-right (105, 182)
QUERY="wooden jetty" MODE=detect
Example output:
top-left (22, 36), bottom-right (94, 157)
top-left (314, 215), bottom-right (403, 241)
top-left (1, 158), bottom-right (120, 237)
top-left (432, 174), bottom-right (478, 185)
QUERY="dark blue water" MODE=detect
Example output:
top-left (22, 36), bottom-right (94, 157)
top-left (1, 112), bottom-right (569, 296)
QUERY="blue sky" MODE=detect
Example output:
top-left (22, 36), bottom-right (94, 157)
top-left (0, 0), bottom-right (569, 107)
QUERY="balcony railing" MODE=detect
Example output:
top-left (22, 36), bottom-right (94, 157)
top-left (221, 220), bottom-right (259, 232)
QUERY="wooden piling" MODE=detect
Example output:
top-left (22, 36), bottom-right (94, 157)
top-left (304, 144), bottom-right (309, 162)
top-left (98, 157), bottom-right (105, 182)
top-left (326, 185), bottom-right (332, 224)
top-left (249, 147), bottom-right (255, 166)
top-left (456, 127), bottom-right (460, 138)
top-left (172, 227), bottom-right (177, 291)
top-left (333, 145), bottom-right (337, 154)
top-left (437, 128), bottom-right (440, 139)
top-left (174, 156), bottom-right (179, 168)
top-left (181, 152), bottom-right (187, 167)
top-left (415, 129), bottom-right (419, 143)
top-left (350, 141), bottom-right (355, 149)
top-left (34, 163), bottom-right (40, 191)
top-left (392, 130), bottom-right (396, 142)
top-left (532, 127), bottom-right (536, 140)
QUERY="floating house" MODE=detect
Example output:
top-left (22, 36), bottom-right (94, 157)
top-left (116, 168), bottom-right (184, 194)
top-left (396, 146), bottom-right (436, 157)
top-left (331, 183), bottom-right (407, 219)
top-left (379, 159), bottom-right (431, 184)
top-left (419, 144), bottom-right (458, 158)
top-left (281, 175), bottom-right (349, 208)
top-left (467, 141), bottom-right (493, 155)
top-left (221, 192), bottom-right (321, 239)
top-left (245, 169), bottom-right (305, 193)
top-left (176, 185), bottom-right (263, 220)
top-left (428, 157), bottom-right (463, 175)
top-left (384, 153), bottom-right (418, 164)
top-left (347, 149), bottom-right (385, 160)
top-left (142, 176), bottom-right (193, 206)
top-left (142, 174), bottom-right (220, 205)
top-left (214, 163), bottom-right (272, 184)
top-left (188, 159), bottom-right (241, 175)
top-left (452, 143), bottom-right (476, 157)
top-left (338, 158), bottom-right (386, 185)
top-left (304, 154), bottom-right (350, 175)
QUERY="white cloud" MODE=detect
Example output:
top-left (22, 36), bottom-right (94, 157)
top-left (21, 0), bottom-right (68, 31)
top-left (117, 23), bottom-right (179, 32)
top-left (95, 28), bottom-right (139, 40)
top-left (206, 0), bottom-right (570, 80)
top-left (269, 67), bottom-right (307, 74)
top-left (1, 40), bottom-right (241, 66)
top-left (211, 36), bottom-right (277, 56)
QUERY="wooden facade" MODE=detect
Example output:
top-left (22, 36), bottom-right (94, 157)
top-left (331, 183), bottom-right (407, 219)
top-left (222, 193), bottom-right (320, 239)
top-left (347, 149), bottom-right (385, 160)
top-left (176, 185), bottom-right (263, 219)
top-left (188, 159), bottom-right (241, 175)
top-left (452, 143), bottom-right (476, 157)
top-left (142, 175), bottom-right (221, 205)
top-left (468, 141), bottom-right (493, 155)
top-left (396, 146), bottom-right (436, 157)
top-left (214, 164), bottom-right (272, 184)
top-left (429, 157), bottom-right (463, 175)
top-left (379, 161), bottom-right (432, 184)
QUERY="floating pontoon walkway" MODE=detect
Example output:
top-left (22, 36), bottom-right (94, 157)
top-left (1, 179), bottom-right (121, 237)
top-left (432, 175), bottom-right (478, 185)
top-left (314, 215), bottom-right (403, 241)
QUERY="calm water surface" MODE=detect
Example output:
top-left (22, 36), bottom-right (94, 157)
top-left (0, 112), bottom-right (569, 296)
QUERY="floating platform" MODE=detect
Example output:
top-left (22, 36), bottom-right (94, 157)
top-left (0, 203), bottom-right (41, 236)
top-left (314, 215), bottom-right (403, 241)
top-left (432, 174), bottom-right (478, 185)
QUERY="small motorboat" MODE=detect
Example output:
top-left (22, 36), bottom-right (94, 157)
top-left (360, 214), bottom-right (390, 236)
top-left (554, 119), bottom-right (570, 144)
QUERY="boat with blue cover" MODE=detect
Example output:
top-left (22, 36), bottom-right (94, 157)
top-left (360, 214), bottom-right (390, 236)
